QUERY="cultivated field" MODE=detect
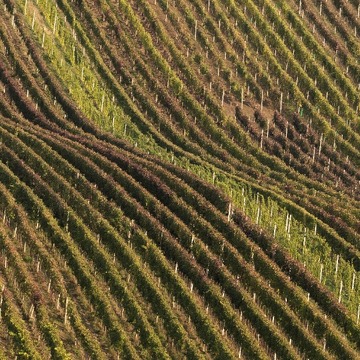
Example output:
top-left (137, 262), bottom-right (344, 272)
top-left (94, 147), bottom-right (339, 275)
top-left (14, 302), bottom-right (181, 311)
top-left (0, 0), bottom-right (359, 358)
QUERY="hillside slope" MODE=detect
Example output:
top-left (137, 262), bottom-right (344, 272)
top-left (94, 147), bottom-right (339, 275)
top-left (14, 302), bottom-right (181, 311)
top-left (0, 0), bottom-right (359, 358)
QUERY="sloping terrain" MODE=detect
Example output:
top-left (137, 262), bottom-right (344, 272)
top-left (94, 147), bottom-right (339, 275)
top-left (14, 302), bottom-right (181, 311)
top-left (0, 0), bottom-right (359, 358)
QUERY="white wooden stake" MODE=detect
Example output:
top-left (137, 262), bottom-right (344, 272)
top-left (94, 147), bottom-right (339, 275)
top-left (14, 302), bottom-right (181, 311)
top-left (256, 206), bottom-right (260, 224)
top-left (227, 202), bottom-right (232, 222)
top-left (64, 297), bottom-right (69, 324)
top-left (312, 146), bottom-right (316, 163)
top-left (100, 94), bottom-right (105, 113)
top-left (302, 235), bottom-right (306, 252)
top-left (338, 280), bottom-right (343, 303)
top-left (42, 28), bottom-right (45, 48)
top-left (29, 304), bottom-right (34, 319)
top-left (319, 133), bottom-right (323, 156)
top-left (351, 272), bottom-right (356, 291)
top-left (319, 264), bottom-right (323, 283)
top-left (53, 13), bottom-right (57, 34)
top-left (287, 215), bottom-right (292, 234)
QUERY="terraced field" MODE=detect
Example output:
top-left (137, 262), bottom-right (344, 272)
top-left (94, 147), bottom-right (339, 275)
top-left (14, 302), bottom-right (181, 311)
top-left (0, 0), bottom-right (359, 358)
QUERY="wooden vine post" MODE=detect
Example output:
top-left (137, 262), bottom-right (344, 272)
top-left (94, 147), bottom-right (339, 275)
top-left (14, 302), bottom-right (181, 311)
top-left (64, 297), bottom-right (69, 325)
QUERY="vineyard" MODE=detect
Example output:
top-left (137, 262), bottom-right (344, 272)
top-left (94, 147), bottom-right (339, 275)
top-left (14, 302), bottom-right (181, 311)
top-left (0, 0), bottom-right (359, 358)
